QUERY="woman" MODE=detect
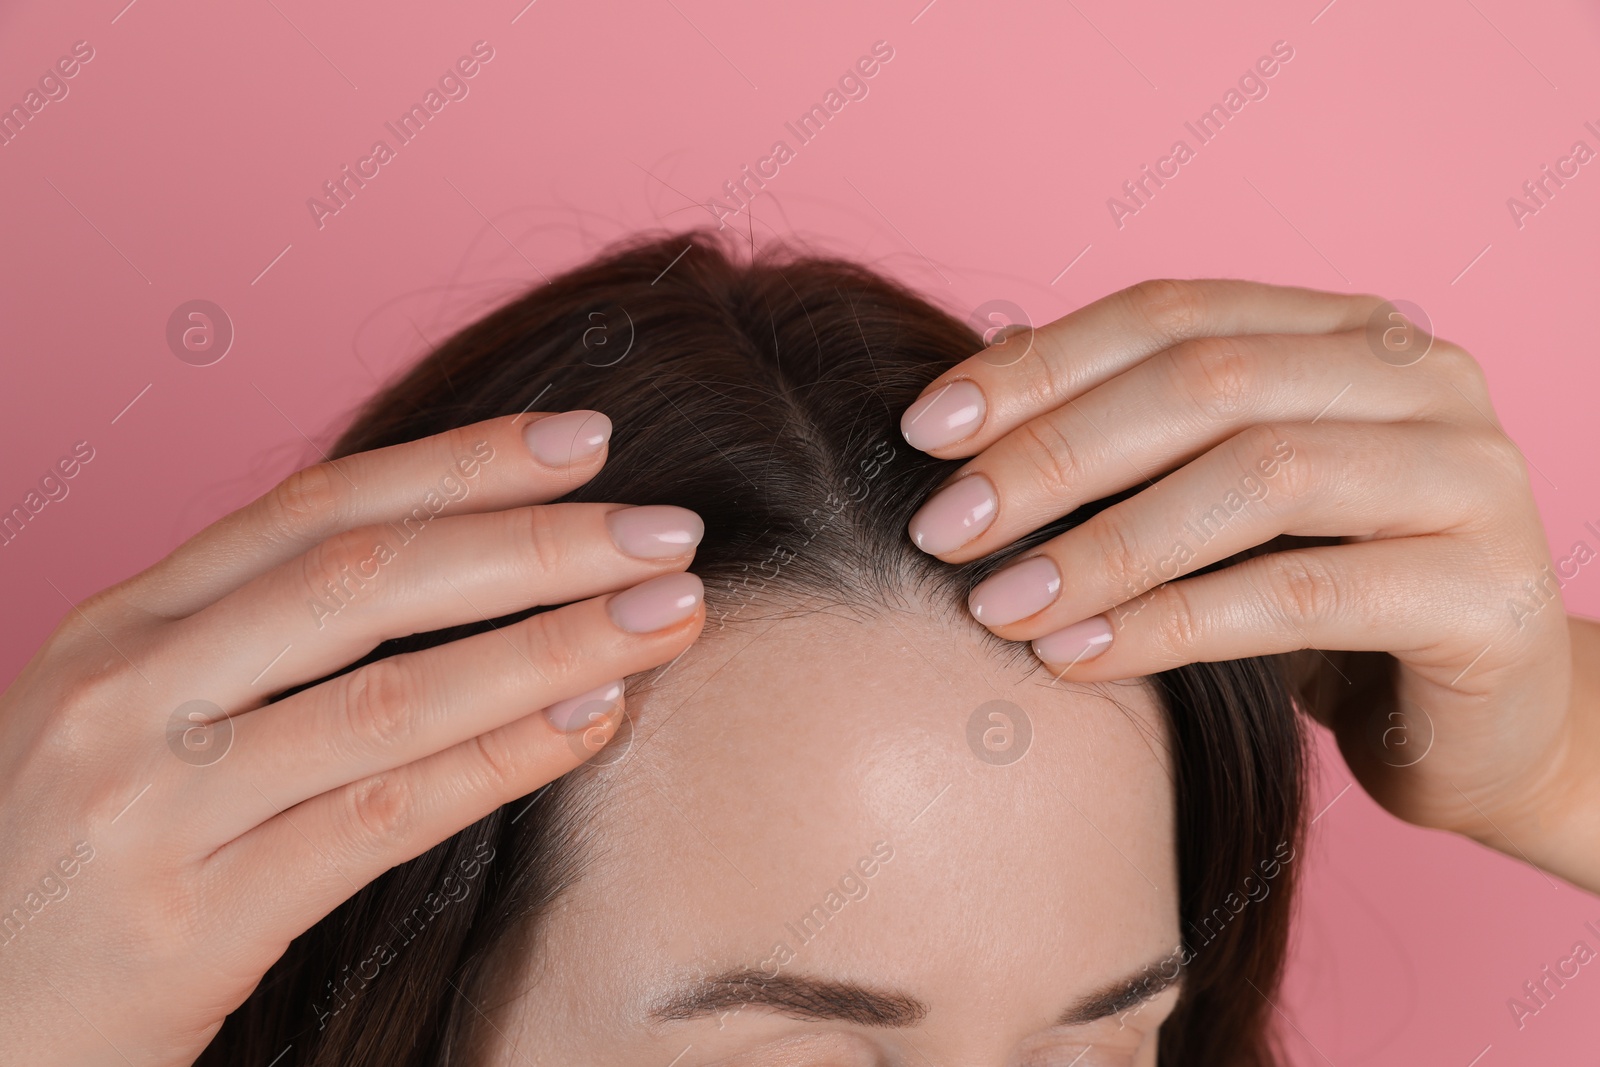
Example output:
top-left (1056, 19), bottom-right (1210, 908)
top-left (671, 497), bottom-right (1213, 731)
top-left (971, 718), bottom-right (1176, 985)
top-left (0, 230), bottom-right (1593, 1066)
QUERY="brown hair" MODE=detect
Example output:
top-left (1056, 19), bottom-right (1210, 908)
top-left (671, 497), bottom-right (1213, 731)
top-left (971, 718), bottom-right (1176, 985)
top-left (197, 228), bottom-right (1306, 1066)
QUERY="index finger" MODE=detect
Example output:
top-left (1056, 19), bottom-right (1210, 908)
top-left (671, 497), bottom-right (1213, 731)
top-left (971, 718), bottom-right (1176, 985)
top-left (130, 410), bottom-right (613, 619)
top-left (899, 279), bottom-right (1382, 458)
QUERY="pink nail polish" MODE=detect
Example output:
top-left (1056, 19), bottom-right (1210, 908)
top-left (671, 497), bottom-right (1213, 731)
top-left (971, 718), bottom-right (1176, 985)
top-left (908, 473), bottom-right (998, 555)
top-left (543, 680), bottom-right (624, 733)
top-left (607, 572), bottom-right (704, 633)
top-left (606, 505), bottom-right (705, 560)
top-left (968, 555), bottom-right (1062, 626)
top-left (901, 380), bottom-right (986, 452)
top-left (523, 410), bottom-right (612, 468)
top-left (1032, 616), bottom-right (1113, 667)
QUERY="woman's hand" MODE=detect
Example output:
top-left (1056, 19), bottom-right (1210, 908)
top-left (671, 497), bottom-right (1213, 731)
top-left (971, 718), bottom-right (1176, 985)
top-left (899, 279), bottom-right (1600, 893)
top-left (0, 411), bottom-right (707, 1067)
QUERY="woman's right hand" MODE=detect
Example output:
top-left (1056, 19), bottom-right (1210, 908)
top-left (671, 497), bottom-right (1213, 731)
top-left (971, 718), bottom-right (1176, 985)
top-left (0, 411), bottom-right (707, 1067)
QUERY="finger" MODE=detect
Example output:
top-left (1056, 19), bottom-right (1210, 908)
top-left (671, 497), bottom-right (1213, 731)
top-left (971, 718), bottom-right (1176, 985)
top-left (964, 421), bottom-right (1507, 641)
top-left (129, 411), bottom-right (615, 619)
top-left (911, 331), bottom-right (1481, 560)
top-left (158, 502), bottom-right (703, 707)
top-left (899, 279), bottom-right (1383, 457)
top-left (192, 572), bottom-right (704, 843)
top-left (209, 674), bottom-right (631, 949)
top-left (1024, 538), bottom-right (1484, 681)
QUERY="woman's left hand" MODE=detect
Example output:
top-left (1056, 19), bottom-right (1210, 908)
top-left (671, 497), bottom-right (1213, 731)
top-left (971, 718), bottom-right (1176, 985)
top-left (898, 278), bottom-right (1600, 893)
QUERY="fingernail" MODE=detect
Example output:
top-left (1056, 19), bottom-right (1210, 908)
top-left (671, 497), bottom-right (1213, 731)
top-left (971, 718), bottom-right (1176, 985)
top-left (542, 680), bottom-right (624, 733)
top-left (607, 572), bottom-right (704, 633)
top-left (523, 410), bottom-right (612, 468)
top-left (908, 473), bottom-right (998, 555)
top-left (901, 380), bottom-right (986, 451)
top-left (968, 555), bottom-right (1062, 626)
top-left (606, 505), bottom-right (705, 560)
top-left (1032, 616), bottom-right (1113, 666)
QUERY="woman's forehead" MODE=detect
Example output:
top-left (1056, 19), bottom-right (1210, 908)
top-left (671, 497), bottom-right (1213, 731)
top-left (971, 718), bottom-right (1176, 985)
top-left (542, 609), bottom-right (1180, 1010)
top-left (612, 606), bottom-right (1170, 812)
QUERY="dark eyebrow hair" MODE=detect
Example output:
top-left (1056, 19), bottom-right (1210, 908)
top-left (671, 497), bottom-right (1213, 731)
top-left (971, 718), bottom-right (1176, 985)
top-left (651, 970), bottom-right (927, 1027)
top-left (649, 954), bottom-right (1185, 1030)
top-left (1056, 953), bottom-right (1186, 1026)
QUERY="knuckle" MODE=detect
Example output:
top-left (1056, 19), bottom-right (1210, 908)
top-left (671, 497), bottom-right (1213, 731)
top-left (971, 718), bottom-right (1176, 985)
top-left (1085, 514), bottom-right (1150, 600)
top-left (1125, 278), bottom-right (1207, 345)
top-left (1243, 423), bottom-right (1314, 501)
top-left (262, 462), bottom-right (344, 541)
top-left (56, 669), bottom-right (120, 715)
top-left (1472, 428), bottom-right (1530, 488)
top-left (346, 772), bottom-right (414, 846)
top-left (1170, 336), bottom-right (1257, 421)
top-left (1027, 352), bottom-right (1073, 409)
top-left (1429, 336), bottom-right (1475, 371)
top-left (1148, 580), bottom-right (1207, 662)
top-left (48, 606), bottom-right (98, 649)
top-left (521, 505), bottom-right (570, 576)
top-left (519, 608), bottom-right (589, 687)
top-left (1431, 339), bottom-right (1490, 392)
top-left (50, 587), bottom-right (127, 650)
top-left (50, 669), bottom-right (127, 750)
top-left (466, 729), bottom-right (521, 794)
top-left (340, 658), bottom-right (413, 756)
top-left (1014, 418), bottom-right (1085, 498)
top-left (1267, 552), bottom-right (1343, 624)
top-left (297, 527), bottom-right (375, 606)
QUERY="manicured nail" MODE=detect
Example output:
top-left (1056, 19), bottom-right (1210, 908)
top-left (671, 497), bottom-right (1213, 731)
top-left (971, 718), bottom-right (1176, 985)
top-left (901, 380), bottom-right (986, 451)
top-left (607, 572), bottom-right (704, 633)
top-left (542, 680), bottom-right (624, 733)
top-left (1032, 616), bottom-right (1113, 667)
top-left (968, 555), bottom-right (1062, 626)
top-left (908, 473), bottom-right (998, 555)
top-left (523, 410), bottom-right (612, 467)
top-left (607, 505), bottom-right (705, 560)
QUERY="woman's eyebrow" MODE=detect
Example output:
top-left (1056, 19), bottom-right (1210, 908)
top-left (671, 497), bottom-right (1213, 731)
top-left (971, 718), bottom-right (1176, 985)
top-left (650, 969), bottom-right (928, 1027)
top-left (649, 954), bottom-right (1185, 1029)
top-left (1056, 955), bottom-right (1185, 1026)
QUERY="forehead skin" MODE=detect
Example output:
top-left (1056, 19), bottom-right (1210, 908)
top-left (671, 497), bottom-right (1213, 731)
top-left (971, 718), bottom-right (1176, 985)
top-left (484, 603), bottom-right (1180, 1066)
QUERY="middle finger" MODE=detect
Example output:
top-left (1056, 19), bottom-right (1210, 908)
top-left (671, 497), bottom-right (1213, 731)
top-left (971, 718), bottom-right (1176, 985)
top-left (908, 329), bottom-right (1459, 561)
top-left (154, 502), bottom-right (703, 710)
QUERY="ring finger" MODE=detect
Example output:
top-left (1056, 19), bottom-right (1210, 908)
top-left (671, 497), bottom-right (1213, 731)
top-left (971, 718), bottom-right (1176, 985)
top-left (192, 570), bottom-right (705, 842)
top-left (207, 667), bottom-right (634, 950)
top-left (964, 420), bottom-right (1504, 643)
top-left (1025, 537), bottom-right (1477, 679)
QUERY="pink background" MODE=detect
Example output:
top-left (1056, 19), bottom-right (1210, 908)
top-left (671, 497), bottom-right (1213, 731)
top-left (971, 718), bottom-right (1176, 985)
top-left (3, 0), bottom-right (1599, 1060)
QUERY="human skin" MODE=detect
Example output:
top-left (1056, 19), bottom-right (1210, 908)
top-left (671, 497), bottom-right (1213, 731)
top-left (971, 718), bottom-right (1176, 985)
top-left (0, 411), bottom-right (709, 1067)
top-left (1, 276), bottom-right (1595, 1065)
top-left (902, 279), bottom-right (1600, 893)
top-left (481, 608), bottom-right (1183, 1067)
